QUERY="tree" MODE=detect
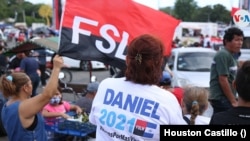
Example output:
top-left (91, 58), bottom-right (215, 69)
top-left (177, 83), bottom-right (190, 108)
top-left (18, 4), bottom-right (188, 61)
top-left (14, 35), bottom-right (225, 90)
top-left (190, 4), bottom-right (230, 24)
top-left (38, 4), bottom-right (52, 27)
top-left (192, 6), bottom-right (213, 22)
top-left (0, 1), bottom-right (46, 26)
top-left (159, 1), bottom-right (231, 24)
top-left (211, 4), bottom-right (231, 23)
top-left (0, 1), bottom-right (10, 20)
top-left (174, 0), bottom-right (198, 21)
top-left (159, 7), bottom-right (174, 16)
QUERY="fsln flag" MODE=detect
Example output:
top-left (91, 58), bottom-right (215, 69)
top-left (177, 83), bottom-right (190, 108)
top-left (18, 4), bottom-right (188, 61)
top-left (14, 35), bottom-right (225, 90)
top-left (59, 0), bottom-right (180, 70)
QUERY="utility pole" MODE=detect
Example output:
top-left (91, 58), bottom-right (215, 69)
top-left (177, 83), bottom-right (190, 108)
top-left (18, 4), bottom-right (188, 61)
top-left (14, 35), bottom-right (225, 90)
top-left (14, 11), bottom-right (18, 22)
top-left (22, 10), bottom-right (26, 23)
top-left (205, 13), bottom-right (211, 22)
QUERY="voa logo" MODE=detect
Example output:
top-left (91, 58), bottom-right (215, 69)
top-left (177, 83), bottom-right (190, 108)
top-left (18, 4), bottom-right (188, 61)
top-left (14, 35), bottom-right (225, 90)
top-left (233, 9), bottom-right (250, 27)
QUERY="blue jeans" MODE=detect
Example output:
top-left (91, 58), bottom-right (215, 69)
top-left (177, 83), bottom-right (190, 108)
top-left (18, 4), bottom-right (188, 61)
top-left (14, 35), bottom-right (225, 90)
top-left (210, 97), bottom-right (233, 114)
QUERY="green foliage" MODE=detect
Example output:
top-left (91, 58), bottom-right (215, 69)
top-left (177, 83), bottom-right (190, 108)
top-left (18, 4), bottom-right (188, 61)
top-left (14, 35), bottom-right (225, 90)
top-left (25, 16), bottom-right (44, 27)
top-left (210, 4), bottom-right (231, 23)
top-left (160, 0), bottom-right (232, 24)
top-left (81, 112), bottom-right (89, 123)
top-left (0, 0), bottom-right (47, 26)
top-left (159, 7), bottom-right (174, 16)
top-left (174, 0), bottom-right (198, 21)
top-left (192, 6), bottom-right (213, 22)
top-left (0, 0), bottom-right (234, 27)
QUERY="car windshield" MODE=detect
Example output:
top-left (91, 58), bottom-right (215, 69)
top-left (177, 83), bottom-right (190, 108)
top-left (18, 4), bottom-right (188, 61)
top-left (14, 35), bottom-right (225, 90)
top-left (177, 52), bottom-right (215, 71)
top-left (242, 37), bottom-right (250, 49)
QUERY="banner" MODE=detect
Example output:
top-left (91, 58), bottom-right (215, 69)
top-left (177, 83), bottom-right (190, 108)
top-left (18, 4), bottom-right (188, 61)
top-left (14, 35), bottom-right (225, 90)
top-left (58, 0), bottom-right (180, 70)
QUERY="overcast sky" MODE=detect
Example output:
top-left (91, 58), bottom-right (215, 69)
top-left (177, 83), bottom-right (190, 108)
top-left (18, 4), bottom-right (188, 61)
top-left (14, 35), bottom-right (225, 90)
top-left (26, 0), bottom-right (239, 10)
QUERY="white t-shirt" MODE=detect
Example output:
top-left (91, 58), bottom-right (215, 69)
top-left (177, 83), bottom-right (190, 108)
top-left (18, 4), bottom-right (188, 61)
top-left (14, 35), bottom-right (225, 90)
top-left (89, 77), bottom-right (186, 141)
top-left (203, 36), bottom-right (210, 47)
top-left (184, 114), bottom-right (211, 125)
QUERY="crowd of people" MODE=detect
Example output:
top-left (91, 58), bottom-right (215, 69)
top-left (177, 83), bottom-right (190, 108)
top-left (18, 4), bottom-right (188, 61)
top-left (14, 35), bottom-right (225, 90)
top-left (0, 26), bottom-right (249, 141)
top-left (172, 34), bottom-right (223, 49)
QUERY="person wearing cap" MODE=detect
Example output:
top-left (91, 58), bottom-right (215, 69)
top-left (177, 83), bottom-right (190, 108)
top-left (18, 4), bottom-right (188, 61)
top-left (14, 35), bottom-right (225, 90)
top-left (75, 82), bottom-right (100, 114)
top-left (159, 71), bottom-right (183, 106)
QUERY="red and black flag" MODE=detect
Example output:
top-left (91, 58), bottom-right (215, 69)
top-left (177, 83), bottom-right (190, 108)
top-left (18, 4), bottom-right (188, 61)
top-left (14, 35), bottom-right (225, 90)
top-left (58, 0), bottom-right (180, 70)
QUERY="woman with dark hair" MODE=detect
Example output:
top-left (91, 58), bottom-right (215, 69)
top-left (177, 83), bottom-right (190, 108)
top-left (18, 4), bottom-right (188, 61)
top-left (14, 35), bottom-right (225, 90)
top-left (41, 86), bottom-right (82, 120)
top-left (89, 34), bottom-right (186, 141)
top-left (41, 86), bottom-right (82, 141)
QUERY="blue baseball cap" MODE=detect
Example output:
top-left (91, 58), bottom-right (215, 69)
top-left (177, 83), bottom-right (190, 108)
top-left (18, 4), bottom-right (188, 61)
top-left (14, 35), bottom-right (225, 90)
top-left (87, 82), bottom-right (100, 93)
top-left (160, 71), bottom-right (171, 85)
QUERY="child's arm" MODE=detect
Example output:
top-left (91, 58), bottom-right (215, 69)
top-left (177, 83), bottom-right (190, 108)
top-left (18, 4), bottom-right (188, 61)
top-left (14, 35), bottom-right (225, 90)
top-left (41, 109), bottom-right (71, 119)
top-left (70, 104), bottom-right (83, 115)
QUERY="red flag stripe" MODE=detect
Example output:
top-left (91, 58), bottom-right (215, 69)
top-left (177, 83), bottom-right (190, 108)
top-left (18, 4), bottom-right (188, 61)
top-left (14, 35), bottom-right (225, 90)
top-left (60, 0), bottom-right (180, 56)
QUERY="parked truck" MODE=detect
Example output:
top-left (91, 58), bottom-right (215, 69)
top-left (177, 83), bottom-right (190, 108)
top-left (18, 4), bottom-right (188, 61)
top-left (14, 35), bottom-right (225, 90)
top-left (173, 22), bottom-right (219, 46)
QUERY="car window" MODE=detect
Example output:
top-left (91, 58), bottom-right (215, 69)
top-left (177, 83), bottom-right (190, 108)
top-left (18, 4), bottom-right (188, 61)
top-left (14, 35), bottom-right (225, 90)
top-left (177, 52), bottom-right (215, 71)
top-left (168, 54), bottom-right (175, 70)
top-left (243, 37), bottom-right (250, 49)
